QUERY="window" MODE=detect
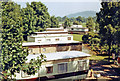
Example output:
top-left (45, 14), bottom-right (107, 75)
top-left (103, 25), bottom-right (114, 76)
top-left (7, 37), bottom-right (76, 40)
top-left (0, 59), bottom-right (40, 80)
top-left (28, 48), bottom-right (33, 53)
top-left (43, 48), bottom-right (46, 52)
top-left (56, 38), bottom-right (59, 41)
top-left (68, 37), bottom-right (71, 40)
top-left (78, 60), bottom-right (87, 71)
top-left (46, 66), bottom-right (53, 73)
top-left (58, 63), bottom-right (67, 73)
top-left (46, 39), bottom-right (51, 41)
top-left (38, 40), bottom-right (41, 42)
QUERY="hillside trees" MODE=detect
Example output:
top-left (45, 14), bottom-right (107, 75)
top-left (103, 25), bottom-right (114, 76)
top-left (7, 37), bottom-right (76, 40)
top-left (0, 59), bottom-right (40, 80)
top-left (73, 20), bottom-right (79, 25)
top-left (76, 16), bottom-right (83, 23)
top-left (86, 17), bottom-right (94, 32)
top-left (1, 2), bottom-right (29, 79)
top-left (22, 2), bottom-right (51, 41)
top-left (63, 18), bottom-right (71, 28)
top-left (50, 16), bottom-right (59, 28)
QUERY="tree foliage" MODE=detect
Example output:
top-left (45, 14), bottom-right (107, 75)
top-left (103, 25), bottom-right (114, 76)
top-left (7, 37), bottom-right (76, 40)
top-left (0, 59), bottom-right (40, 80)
top-left (1, 2), bottom-right (28, 79)
top-left (22, 2), bottom-right (51, 40)
top-left (63, 18), bottom-right (71, 28)
top-left (73, 20), bottom-right (79, 25)
top-left (50, 16), bottom-right (59, 28)
top-left (76, 16), bottom-right (83, 23)
top-left (86, 17), bottom-right (94, 32)
top-left (1, 1), bottom-right (48, 80)
top-left (96, 1), bottom-right (120, 57)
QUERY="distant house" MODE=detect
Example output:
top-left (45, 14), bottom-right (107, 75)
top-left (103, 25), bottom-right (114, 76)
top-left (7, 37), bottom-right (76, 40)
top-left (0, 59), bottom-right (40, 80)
top-left (16, 51), bottom-right (91, 81)
top-left (68, 25), bottom-right (88, 35)
top-left (23, 28), bottom-right (82, 54)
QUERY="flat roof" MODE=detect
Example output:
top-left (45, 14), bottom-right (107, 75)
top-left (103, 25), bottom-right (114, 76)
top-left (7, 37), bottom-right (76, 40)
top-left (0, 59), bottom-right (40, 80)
top-left (46, 28), bottom-right (64, 30)
top-left (30, 34), bottom-right (72, 38)
top-left (22, 41), bottom-right (81, 46)
top-left (26, 51), bottom-right (91, 63)
top-left (69, 27), bottom-right (88, 29)
top-left (34, 30), bottom-right (68, 34)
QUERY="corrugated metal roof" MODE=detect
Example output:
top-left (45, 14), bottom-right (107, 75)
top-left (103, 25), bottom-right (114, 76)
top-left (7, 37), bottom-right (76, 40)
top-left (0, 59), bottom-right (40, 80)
top-left (22, 41), bottom-right (81, 46)
top-left (26, 51), bottom-right (91, 63)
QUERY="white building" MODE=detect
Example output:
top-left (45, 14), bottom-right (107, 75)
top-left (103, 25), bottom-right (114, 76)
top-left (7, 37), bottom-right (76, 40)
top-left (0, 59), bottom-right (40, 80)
top-left (16, 51), bottom-right (90, 81)
top-left (23, 28), bottom-right (82, 54)
top-left (68, 25), bottom-right (88, 34)
top-left (16, 28), bottom-right (91, 81)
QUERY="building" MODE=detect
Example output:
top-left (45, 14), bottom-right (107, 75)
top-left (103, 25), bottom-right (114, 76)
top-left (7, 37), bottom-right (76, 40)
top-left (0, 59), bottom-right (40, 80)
top-left (14, 28), bottom-right (91, 81)
top-left (68, 25), bottom-right (88, 35)
top-left (16, 51), bottom-right (91, 81)
top-left (23, 28), bottom-right (82, 54)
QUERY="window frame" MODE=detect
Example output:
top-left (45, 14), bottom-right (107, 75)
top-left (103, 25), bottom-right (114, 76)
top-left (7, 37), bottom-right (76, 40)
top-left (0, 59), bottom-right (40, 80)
top-left (46, 66), bottom-right (53, 74)
top-left (68, 37), bottom-right (71, 40)
top-left (58, 63), bottom-right (67, 73)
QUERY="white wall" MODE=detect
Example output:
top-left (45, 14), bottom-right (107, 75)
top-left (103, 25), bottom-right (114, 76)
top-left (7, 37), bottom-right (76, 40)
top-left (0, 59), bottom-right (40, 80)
top-left (14, 59), bottom-right (89, 79)
top-left (39, 59), bottom-right (89, 77)
top-left (35, 36), bottom-right (73, 43)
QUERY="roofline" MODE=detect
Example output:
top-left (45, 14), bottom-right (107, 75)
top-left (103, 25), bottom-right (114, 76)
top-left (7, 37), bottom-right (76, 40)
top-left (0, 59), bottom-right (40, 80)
top-left (44, 56), bottom-right (90, 62)
top-left (22, 41), bottom-right (82, 46)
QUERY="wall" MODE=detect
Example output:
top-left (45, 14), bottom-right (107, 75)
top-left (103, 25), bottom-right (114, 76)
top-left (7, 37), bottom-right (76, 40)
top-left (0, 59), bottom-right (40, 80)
top-left (28, 46), bottom-right (40, 54)
top-left (27, 43), bottom-right (82, 54)
top-left (27, 36), bottom-right (35, 42)
top-left (40, 45), bottom-right (57, 53)
top-left (39, 57), bottom-right (89, 77)
top-left (35, 36), bottom-right (73, 43)
top-left (15, 57), bottom-right (90, 79)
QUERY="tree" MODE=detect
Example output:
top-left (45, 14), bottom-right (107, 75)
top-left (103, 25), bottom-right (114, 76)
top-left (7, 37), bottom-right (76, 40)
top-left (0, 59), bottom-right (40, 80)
top-left (95, 22), bottom-right (99, 33)
top-left (86, 17), bottom-right (94, 32)
top-left (70, 17), bottom-right (76, 22)
top-left (22, 54), bottom-right (46, 81)
top-left (22, 2), bottom-right (51, 41)
top-left (1, 1), bottom-right (47, 80)
top-left (63, 18), bottom-right (71, 28)
top-left (1, 2), bottom-right (28, 79)
top-left (50, 16), bottom-right (59, 28)
top-left (96, 1), bottom-right (120, 60)
top-left (73, 20), bottom-right (79, 25)
top-left (56, 16), bottom-right (62, 22)
top-left (62, 16), bottom-right (67, 22)
top-left (76, 16), bottom-right (83, 23)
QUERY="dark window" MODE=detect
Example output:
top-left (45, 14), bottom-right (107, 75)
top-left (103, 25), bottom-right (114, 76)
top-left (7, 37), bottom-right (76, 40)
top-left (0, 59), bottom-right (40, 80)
top-left (56, 38), bottom-right (59, 41)
top-left (58, 63), bottom-right (67, 73)
top-left (68, 37), bottom-right (71, 40)
top-left (46, 66), bottom-right (53, 73)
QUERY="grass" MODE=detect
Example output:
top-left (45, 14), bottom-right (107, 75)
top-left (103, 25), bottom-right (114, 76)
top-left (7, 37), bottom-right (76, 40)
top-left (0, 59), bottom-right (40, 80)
top-left (90, 55), bottom-right (107, 61)
top-left (72, 34), bottom-right (83, 42)
top-left (89, 54), bottom-right (113, 61)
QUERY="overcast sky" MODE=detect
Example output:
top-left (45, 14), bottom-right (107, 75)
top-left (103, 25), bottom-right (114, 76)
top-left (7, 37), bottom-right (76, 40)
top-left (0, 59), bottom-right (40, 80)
top-left (13, 0), bottom-right (101, 2)
top-left (14, 0), bottom-right (101, 17)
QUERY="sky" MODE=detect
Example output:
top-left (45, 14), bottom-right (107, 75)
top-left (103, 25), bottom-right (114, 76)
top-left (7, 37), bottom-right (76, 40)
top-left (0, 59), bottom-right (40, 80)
top-left (13, 0), bottom-right (101, 17)
top-left (13, 0), bottom-right (101, 2)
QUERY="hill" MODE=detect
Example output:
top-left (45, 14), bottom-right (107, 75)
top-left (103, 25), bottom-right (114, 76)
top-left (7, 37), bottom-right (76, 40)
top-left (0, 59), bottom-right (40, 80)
top-left (66, 11), bottom-right (97, 18)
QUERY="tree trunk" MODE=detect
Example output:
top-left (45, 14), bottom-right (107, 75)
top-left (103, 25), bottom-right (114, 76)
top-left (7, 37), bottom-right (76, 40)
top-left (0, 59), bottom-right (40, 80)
top-left (38, 66), bottom-right (40, 81)
top-left (108, 44), bottom-right (111, 62)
